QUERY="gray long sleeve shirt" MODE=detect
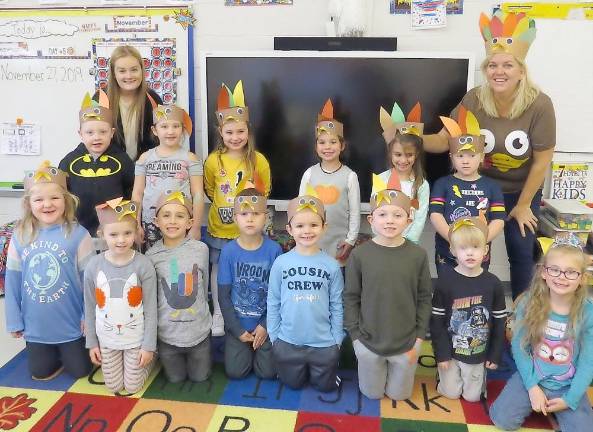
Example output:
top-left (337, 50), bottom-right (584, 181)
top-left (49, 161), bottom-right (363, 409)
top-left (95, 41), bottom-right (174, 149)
top-left (84, 252), bottom-right (158, 351)
top-left (146, 237), bottom-right (211, 347)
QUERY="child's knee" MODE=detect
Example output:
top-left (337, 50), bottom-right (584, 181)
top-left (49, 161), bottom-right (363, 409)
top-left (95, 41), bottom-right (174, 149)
top-left (489, 402), bottom-right (520, 431)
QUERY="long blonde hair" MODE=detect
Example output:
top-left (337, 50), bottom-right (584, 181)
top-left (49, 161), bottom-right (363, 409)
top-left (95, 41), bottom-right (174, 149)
top-left (387, 132), bottom-right (426, 200)
top-left (478, 55), bottom-right (540, 119)
top-left (518, 245), bottom-right (589, 350)
top-left (107, 46), bottom-right (148, 145)
top-left (17, 185), bottom-right (80, 244)
top-left (215, 119), bottom-right (257, 182)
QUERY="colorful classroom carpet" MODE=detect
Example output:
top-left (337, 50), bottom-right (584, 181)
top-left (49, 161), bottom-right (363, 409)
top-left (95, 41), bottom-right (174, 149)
top-left (0, 338), bottom-right (587, 432)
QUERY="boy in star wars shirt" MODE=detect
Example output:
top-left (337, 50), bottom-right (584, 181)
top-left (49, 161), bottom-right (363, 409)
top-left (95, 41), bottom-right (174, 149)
top-left (60, 91), bottom-right (134, 236)
top-left (430, 217), bottom-right (507, 402)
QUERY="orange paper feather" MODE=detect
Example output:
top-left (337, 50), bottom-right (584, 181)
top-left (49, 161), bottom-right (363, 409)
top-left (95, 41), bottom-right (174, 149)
top-left (217, 85), bottom-right (230, 110)
top-left (407, 102), bottom-right (421, 123)
top-left (320, 99), bottom-right (334, 120)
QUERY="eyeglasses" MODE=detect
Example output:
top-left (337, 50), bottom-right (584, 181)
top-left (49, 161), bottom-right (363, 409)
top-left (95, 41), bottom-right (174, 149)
top-left (544, 266), bottom-right (581, 281)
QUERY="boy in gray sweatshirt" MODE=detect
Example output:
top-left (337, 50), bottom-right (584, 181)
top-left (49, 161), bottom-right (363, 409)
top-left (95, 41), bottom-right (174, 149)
top-left (146, 191), bottom-right (211, 383)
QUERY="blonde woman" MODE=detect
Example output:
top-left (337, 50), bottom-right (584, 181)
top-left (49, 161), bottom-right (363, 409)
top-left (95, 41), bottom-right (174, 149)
top-left (95, 45), bottom-right (163, 161)
top-left (424, 10), bottom-right (556, 299)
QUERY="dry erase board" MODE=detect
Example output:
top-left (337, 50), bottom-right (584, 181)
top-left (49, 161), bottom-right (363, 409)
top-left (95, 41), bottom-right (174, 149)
top-left (0, 6), bottom-right (196, 183)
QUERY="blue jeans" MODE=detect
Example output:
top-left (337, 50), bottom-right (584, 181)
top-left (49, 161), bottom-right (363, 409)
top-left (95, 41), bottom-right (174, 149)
top-left (503, 190), bottom-right (542, 300)
top-left (489, 372), bottom-right (593, 431)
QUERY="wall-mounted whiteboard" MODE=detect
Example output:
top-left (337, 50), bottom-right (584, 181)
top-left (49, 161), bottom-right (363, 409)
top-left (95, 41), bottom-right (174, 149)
top-left (0, 6), bottom-right (196, 183)
top-left (524, 19), bottom-right (593, 154)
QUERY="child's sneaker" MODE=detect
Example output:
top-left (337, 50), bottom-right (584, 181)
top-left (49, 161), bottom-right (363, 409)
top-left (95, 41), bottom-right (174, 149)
top-left (211, 312), bottom-right (225, 336)
top-left (32, 365), bottom-right (64, 381)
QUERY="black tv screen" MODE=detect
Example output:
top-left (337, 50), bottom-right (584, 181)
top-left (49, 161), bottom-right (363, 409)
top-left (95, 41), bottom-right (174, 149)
top-left (201, 53), bottom-right (473, 204)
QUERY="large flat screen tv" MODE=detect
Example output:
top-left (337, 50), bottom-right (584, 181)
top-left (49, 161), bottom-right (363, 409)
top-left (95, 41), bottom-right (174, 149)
top-left (200, 52), bottom-right (474, 208)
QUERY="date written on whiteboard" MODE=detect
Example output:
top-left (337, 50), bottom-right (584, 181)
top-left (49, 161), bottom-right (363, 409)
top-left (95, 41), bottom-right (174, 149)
top-left (0, 63), bottom-right (84, 83)
top-left (1, 123), bottom-right (41, 156)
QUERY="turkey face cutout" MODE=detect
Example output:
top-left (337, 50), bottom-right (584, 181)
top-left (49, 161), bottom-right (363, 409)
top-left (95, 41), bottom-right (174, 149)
top-left (79, 90), bottom-right (112, 125)
top-left (155, 190), bottom-right (193, 217)
top-left (369, 173), bottom-right (416, 217)
top-left (233, 180), bottom-right (267, 214)
top-left (479, 10), bottom-right (536, 62)
top-left (440, 106), bottom-right (485, 154)
top-left (151, 103), bottom-right (193, 136)
top-left (287, 185), bottom-right (326, 223)
top-left (95, 271), bottom-right (144, 338)
top-left (215, 80), bottom-right (249, 126)
top-left (316, 99), bottom-right (344, 139)
top-left (379, 101), bottom-right (423, 145)
top-left (24, 161), bottom-right (68, 191)
top-left (96, 197), bottom-right (138, 226)
top-left (448, 215), bottom-right (489, 242)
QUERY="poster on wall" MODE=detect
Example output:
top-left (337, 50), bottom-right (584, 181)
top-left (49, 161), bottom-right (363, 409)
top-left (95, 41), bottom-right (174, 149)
top-left (225, 0), bottom-right (292, 5)
top-left (411, 0), bottom-right (447, 29)
top-left (391, 0), bottom-right (463, 15)
top-left (93, 38), bottom-right (178, 104)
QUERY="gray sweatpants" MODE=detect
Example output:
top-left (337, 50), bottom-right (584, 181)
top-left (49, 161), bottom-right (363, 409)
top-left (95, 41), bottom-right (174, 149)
top-left (272, 339), bottom-right (341, 392)
top-left (224, 332), bottom-right (275, 379)
top-left (353, 339), bottom-right (416, 400)
top-left (158, 337), bottom-right (211, 383)
top-left (437, 359), bottom-right (485, 402)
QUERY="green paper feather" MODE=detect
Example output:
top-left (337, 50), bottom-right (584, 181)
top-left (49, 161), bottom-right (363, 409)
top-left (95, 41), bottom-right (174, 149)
top-left (390, 102), bottom-right (405, 123)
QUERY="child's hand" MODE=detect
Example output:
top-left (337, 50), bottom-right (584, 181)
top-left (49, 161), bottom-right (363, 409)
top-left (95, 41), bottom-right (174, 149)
top-left (545, 398), bottom-right (568, 413)
top-left (404, 338), bottom-right (423, 365)
top-left (89, 347), bottom-right (102, 365)
top-left (10, 331), bottom-right (23, 338)
top-left (138, 350), bottom-right (154, 368)
top-left (485, 361), bottom-right (498, 370)
top-left (252, 325), bottom-right (268, 350)
top-left (190, 225), bottom-right (201, 241)
top-left (239, 331), bottom-right (255, 343)
top-left (438, 360), bottom-right (451, 370)
top-left (528, 385), bottom-right (549, 415)
top-left (335, 242), bottom-right (353, 262)
top-left (135, 225), bottom-right (145, 245)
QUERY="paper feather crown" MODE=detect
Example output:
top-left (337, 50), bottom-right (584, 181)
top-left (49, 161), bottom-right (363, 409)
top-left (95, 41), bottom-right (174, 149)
top-left (379, 101), bottom-right (423, 144)
top-left (287, 184), bottom-right (326, 223)
top-left (79, 90), bottom-right (112, 125)
top-left (479, 10), bottom-right (536, 61)
top-left (316, 99), bottom-right (344, 139)
top-left (215, 80), bottom-right (249, 126)
top-left (439, 106), bottom-right (485, 154)
top-left (370, 173), bottom-right (417, 216)
top-left (95, 197), bottom-right (138, 226)
top-left (24, 160), bottom-right (68, 191)
top-left (149, 95), bottom-right (193, 136)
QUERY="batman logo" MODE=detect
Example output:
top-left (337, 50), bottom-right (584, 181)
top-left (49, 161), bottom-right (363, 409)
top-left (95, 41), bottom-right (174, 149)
top-left (69, 154), bottom-right (122, 178)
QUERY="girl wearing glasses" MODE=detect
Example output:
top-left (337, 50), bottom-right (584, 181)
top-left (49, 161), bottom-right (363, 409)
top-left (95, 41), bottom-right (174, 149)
top-left (489, 233), bottom-right (593, 430)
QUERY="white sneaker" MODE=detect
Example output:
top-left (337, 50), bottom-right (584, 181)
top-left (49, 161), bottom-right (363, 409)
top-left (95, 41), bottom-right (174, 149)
top-left (211, 313), bottom-right (225, 336)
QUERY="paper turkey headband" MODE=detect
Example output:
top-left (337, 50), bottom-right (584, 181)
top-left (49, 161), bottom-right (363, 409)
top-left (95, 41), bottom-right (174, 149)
top-left (155, 190), bottom-right (193, 217)
top-left (448, 216), bottom-right (489, 242)
top-left (316, 99), bottom-right (343, 139)
top-left (24, 160), bottom-right (68, 191)
top-left (379, 101), bottom-right (423, 144)
top-left (233, 181), bottom-right (268, 214)
top-left (79, 90), bottom-right (112, 126)
top-left (370, 173), bottom-right (416, 216)
top-left (215, 80), bottom-right (249, 126)
top-left (287, 185), bottom-right (326, 223)
top-left (440, 106), bottom-right (485, 154)
top-left (147, 94), bottom-right (193, 136)
top-left (479, 10), bottom-right (536, 62)
top-left (95, 197), bottom-right (138, 226)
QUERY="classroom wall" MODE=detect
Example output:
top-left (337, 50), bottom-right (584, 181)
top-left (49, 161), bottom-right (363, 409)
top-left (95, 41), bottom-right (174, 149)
top-left (2, 0), bottom-right (592, 281)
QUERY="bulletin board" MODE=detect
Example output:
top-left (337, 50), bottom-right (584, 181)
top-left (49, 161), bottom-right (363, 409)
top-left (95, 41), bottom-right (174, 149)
top-left (0, 6), bottom-right (196, 184)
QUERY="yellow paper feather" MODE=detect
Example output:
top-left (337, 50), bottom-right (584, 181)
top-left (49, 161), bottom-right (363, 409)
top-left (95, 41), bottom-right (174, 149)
top-left (233, 80), bottom-right (245, 107)
top-left (81, 93), bottom-right (92, 109)
top-left (465, 110), bottom-right (480, 136)
top-left (512, 16), bottom-right (529, 38)
top-left (305, 183), bottom-right (319, 198)
top-left (372, 173), bottom-right (387, 196)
